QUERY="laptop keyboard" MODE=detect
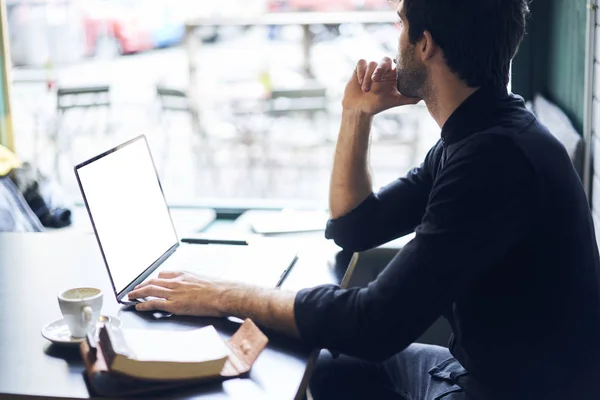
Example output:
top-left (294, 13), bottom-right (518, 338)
top-left (159, 245), bottom-right (235, 278)
top-left (152, 243), bottom-right (297, 288)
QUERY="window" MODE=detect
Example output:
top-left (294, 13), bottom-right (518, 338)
top-left (7, 0), bottom-right (438, 208)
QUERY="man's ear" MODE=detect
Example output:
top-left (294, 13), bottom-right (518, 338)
top-left (419, 30), bottom-right (438, 62)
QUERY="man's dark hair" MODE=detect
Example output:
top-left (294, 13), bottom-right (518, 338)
top-left (404, 0), bottom-right (530, 88)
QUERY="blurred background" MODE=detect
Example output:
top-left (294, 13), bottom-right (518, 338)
top-left (6, 0), bottom-right (439, 209)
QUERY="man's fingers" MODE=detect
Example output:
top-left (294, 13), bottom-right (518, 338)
top-left (135, 299), bottom-right (170, 312)
top-left (372, 57), bottom-right (394, 82)
top-left (362, 61), bottom-right (378, 92)
top-left (135, 278), bottom-right (179, 291)
top-left (128, 285), bottom-right (173, 300)
top-left (158, 271), bottom-right (183, 279)
top-left (148, 278), bottom-right (181, 289)
top-left (355, 59), bottom-right (367, 85)
top-left (354, 57), bottom-right (395, 88)
top-left (134, 272), bottom-right (179, 290)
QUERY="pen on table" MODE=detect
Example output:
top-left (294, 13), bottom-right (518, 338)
top-left (181, 238), bottom-right (249, 246)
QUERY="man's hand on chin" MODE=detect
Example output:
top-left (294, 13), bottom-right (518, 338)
top-left (127, 270), bottom-right (301, 338)
top-left (342, 57), bottom-right (421, 117)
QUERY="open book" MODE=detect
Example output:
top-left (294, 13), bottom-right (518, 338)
top-left (100, 324), bottom-right (229, 381)
top-left (80, 319), bottom-right (268, 397)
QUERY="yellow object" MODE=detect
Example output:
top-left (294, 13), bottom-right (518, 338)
top-left (0, 144), bottom-right (21, 176)
top-left (259, 68), bottom-right (272, 94)
top-left (0, 0), bottom-right (14, 152)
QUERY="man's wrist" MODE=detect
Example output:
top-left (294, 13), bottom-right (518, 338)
top-left (213, 282), bottom-right (301, 338)
top-left (340, 109), bottom-right (374, 139)
top-left (214, 282), bottom-right (252, 318)
top-left (341, 108), bottom-right (375, 121)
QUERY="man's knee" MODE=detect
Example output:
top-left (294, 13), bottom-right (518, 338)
top-left (309, 350), bottom-right (396, 400)
top-left (309, 345), bottom-right (454, 400)
top-left (309, 350), bottom-right (340, 398)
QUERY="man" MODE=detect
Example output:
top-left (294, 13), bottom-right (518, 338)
top-left (129, 0), bottom-right (600, 398)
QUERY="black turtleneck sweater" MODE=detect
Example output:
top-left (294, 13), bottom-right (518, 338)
top-left (294, 86), bottom-right (600, 399)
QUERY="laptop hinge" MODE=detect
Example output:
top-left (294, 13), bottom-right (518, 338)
top-left (116, 242), bottom-right (179, 302)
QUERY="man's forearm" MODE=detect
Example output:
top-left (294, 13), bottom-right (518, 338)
top-left (329, 110), bottom-right (374, 219)
top-left (216, 284), bottom-right (301, 338)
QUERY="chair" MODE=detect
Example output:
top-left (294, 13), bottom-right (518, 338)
top-left (56, 85), bottom-right (111, 112)
top-left (51, 85), bottom-right (112, 181)
top-left (261, 84), bottom-right (333, 195)
top-left (266, 86), bottom-right (328, 118)
top-left (156, 86), bottom-right (193, 114)
top-left (531, 94), bottom-right (584, 177)
top-left (155, 85), bottom-right (214, 170)
top-left (155, 84), bottom-right (261, 194)
top-left (55, 86), bottom-right (112, 136)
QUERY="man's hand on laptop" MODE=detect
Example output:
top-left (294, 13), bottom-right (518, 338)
top-left (128, 271), bottom-right (227, 317)
top-left (343, 57), bottom-right (420, 117)
top-left (127, 271), bottom-right (301, 338)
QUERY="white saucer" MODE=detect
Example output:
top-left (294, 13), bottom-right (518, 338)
top-left (41, 315), bottom-right (121, 346)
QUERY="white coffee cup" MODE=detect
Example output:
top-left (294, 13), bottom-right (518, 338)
top-left (58, 287), bottom-right (103, 338)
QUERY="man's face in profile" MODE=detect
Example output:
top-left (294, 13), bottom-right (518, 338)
top-left (396, 0), bottom-right (427, 98)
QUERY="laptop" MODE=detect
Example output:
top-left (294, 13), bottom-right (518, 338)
top-left (74, 135), bottom-right (298, 316)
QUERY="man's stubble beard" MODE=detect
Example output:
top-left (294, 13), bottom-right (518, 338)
top-left (396, 44), bottom-right (428, 99)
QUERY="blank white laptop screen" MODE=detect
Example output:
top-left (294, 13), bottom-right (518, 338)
top-left (76, 137), bottom-right (178, 294)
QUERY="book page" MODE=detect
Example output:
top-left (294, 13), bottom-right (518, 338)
top-left (121, 326), bottom-right (229, 363)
